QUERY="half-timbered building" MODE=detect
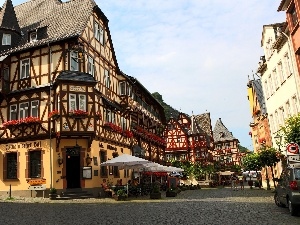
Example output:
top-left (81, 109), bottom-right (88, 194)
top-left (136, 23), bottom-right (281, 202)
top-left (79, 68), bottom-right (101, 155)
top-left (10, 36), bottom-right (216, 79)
top-left (164, 112), bottom-right (214, 163)
top-left (212, 118), bottom-right (243, 171)
top-left (0, 0), bottom-right (165, 197)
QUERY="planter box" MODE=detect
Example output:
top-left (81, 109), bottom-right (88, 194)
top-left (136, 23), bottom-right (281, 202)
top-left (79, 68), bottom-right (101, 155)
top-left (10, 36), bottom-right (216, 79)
top-left (166, 192), bottom-right (177, 197)
top-left (150, 192), bottom-right (161, 199)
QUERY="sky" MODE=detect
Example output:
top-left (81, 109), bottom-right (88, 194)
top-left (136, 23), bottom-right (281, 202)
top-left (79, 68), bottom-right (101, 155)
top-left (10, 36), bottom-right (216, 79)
top-left (2, 0), bottom-right (286, 150)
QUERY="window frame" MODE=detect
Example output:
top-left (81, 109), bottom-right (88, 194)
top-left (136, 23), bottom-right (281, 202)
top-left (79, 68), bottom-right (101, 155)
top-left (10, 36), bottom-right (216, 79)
top-left (2, 33), bottom-right (11, 45)
top-left (78, 94), bottom-right (86, 111)
top-left (10, 104), bottom-right (17, 120)
top-left (19, 102), bottom-right (29, 119)
top-left (6, 152), bottom-right (18, 179)
top-left (29, 150), bottom-right (41, 178)
top-left (104, 69), bottom-right (110, 89)
top-left (88, 55), bottom-right (95, 76)
top-left (70, 50), bottom-right (79, 71)
top-left (94, 21), bottom-right (104, 45)
top-left (20, 58), bottom-right (30, 79)
top-left (31, 100), bottom-right (39, 118)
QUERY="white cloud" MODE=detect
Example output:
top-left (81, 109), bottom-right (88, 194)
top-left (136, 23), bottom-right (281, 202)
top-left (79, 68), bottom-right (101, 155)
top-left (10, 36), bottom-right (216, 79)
top-left (2, 0), bottom-right (285, 150)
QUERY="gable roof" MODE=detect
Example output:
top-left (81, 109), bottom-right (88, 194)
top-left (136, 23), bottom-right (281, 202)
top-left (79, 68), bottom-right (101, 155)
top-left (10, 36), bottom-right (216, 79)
top-left (213, 118), bottom-right (238, 142)
top-left (194, 112), bottom-right (213, 137)
top-left (0, 0), bottom-right (108, 55)
top-left (0, 0), bottom-right (20, 33)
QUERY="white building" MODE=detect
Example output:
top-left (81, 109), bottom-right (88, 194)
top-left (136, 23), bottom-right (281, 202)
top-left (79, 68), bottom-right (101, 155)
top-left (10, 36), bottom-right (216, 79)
top-left (257, 22), bottom-right (300, 148)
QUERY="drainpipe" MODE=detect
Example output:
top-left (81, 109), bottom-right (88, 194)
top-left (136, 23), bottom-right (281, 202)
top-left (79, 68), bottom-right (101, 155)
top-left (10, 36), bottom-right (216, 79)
top-left (48, 43), bottom-right (53, 189)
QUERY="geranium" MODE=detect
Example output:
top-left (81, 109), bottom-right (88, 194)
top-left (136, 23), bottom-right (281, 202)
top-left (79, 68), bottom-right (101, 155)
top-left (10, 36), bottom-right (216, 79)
top-left (123, 129), bottom-right (133, 138)
top-left (132, 125), bottom-right (166, 145)
top-left (69, 109), bottom-right (89, 117)
top-left (48, 110), bottom-right (59, 119)
top-left (3, 117), bottom-right (42, 128)
top-left (103, 122), bottom-right (123, 134)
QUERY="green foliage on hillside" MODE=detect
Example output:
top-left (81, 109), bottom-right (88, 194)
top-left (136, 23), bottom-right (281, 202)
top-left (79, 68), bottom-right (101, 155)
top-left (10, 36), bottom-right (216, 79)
top-left (238, 145), bottom-right (249, 153)
top-left (152, 92), bottom-right (180, 121)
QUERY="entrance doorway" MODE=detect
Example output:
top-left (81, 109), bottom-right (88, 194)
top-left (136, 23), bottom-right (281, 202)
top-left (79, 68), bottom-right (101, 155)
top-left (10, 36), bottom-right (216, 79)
top-left (66, 146), bottom-right (81, 189)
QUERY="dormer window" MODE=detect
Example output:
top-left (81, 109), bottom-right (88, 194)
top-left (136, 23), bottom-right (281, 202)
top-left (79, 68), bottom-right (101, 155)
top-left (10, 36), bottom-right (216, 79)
top-left (29, 31), bottom-right (37, 42)
top-left (2, 34), bottom-right (11, 45)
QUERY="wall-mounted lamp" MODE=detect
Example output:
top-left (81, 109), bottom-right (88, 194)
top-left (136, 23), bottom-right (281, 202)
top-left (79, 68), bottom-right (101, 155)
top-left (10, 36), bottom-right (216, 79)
top-left (57, 153), bottom-right (63, 167)
top-left (86, 153), bottom-right (92, 166)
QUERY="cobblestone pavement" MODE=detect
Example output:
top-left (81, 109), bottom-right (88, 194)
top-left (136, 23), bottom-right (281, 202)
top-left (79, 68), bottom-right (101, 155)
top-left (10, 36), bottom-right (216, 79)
top-left (0, 186), bottom-right (300, 225)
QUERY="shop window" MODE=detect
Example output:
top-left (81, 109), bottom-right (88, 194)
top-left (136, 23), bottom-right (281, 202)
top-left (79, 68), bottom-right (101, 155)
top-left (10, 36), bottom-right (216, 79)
top-left (6, 152), bottom-right (17, 179)
top-left (29, 151), bottom-right (41, 178)
top-left (100, 150), bottom-right (108, 177)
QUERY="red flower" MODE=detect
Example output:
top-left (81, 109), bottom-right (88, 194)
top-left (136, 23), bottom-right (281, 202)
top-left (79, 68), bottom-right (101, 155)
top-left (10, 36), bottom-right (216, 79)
top-left (123, 129), bottom-right (133, 138)
top-left (3, 117), bottom-right (42, 128)
top-left (69, 109), bottom-right (89, 116)
top-left (103, 122), bottom-right (123, 134)
top-left (49, 110), bottom-right (59, 119)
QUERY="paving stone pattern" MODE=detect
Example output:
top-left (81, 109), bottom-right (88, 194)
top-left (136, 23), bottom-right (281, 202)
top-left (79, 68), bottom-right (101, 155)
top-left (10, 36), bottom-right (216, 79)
top-left (0, 186), bottom-right (300, 225)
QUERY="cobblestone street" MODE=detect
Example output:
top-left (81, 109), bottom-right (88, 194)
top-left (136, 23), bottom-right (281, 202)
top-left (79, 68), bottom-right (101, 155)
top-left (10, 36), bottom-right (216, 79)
top-left (1, 186), bottom-right (299, 225)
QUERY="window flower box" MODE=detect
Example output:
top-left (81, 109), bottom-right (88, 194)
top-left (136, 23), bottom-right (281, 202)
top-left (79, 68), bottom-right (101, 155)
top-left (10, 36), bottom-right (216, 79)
top-left (48, 110), bottom-right (60, 120)
top-left (3, 117), bottom-right (42, 129)
top-left (103, 122), bottom-right (123, 134)
top-left (69, 110), bottom-right (88, 118)
top-left (123, 129), bottom-right (133, 138)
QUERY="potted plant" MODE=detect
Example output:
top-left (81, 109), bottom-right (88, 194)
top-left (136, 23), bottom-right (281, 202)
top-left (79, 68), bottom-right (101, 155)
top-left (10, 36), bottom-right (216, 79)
top-left (48, 110), bottom-right (60, 120)
top-left (150, 184), bottom-right (161, 199)
top-left (115, 189), bottom-right (127, 201)
top-left (166, 185), bottom-right (177, 197)
top-left (49, 188), bottom-right (57, 200)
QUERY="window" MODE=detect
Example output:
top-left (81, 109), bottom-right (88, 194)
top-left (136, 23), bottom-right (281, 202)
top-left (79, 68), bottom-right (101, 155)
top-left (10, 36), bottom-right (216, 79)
top-left (269, 114), bottom-right (274, 133)
top-left (29, 151), bottom-right (41, 178)
top-left (79, 94), bottom-right (86, 111)
top-left (29, 31), bottom-right (37, 42)
top-left (119, 81), bottom-right (126, 95)
top-left (120, 116), bottom-right (126, 130)
top-left (70, 51), bottom-right (79, 71)
top-left (10, 105), bottom-right (17, 120)
top-left (104, 69), bottom-right (110, 88)
top-left (286, 101), bottom-right (291, 117)
top-left (100, 151), bottom-right (108, 177)
top-left (275, 110), bottom-right (280, 131)
top-left (69, 94), bottom-right (76, 111)
top-left (31, 101), bottom-right (39, 118)
top-left (3, 67), bottom-right (10, 92)
top-left (94, 21), bottom-right (104, 45)
top-left (88, 56), bottom-right (95, 76)
top-left (225, 143), bottom-right (230, 149)
top-left (278, 61), bottom-right (285, 83)
top-left (292, 95), bottom-right (299, 114)
top-left (284, 53), bottom-right (292, 78)
top-left (264, 81), bottom-right (269, 99)
top-left (19, 102), bottom-right (29, 119)
top-left (273, 69), bottom-right (279, 89)
top-left (2, 33), bottom-right (11, 45)
top-left (177, 137), bottom-right (180, 142)
top-left (166, 154), bottom-right (173, 161)
top-left (20, 59), bottom-right (30, 79)
top-left (216, 144), bottom-right (221, 150)
top-left (6, 152), bottom-right (17, 179)
top-left (290, 6), bottom-right (298, 27)
top-left (268, 75), bottom-right (274, 95)
top-left (279, 107), bottom-right (285, 126)
top-left (103, 108), bottom-right (115, 123)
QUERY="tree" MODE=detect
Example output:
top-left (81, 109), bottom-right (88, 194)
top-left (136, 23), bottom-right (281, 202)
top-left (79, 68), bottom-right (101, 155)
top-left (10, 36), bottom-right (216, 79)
top-left (279, 113), bottom-right (300, 146)
top-left (259, 146), bottom-right (281, 189)
top-left (242, 153), bottom-right (263, 178)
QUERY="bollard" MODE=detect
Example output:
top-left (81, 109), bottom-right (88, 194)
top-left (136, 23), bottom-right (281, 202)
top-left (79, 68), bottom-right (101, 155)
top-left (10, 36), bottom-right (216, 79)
top-left (9, 184), bottom-right (11, 198)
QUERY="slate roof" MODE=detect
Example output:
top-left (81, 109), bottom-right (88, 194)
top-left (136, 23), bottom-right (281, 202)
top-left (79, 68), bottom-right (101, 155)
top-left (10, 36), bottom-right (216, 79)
top-left (56, 70), bottom-right (97, 83)
top-left (213, 118), bottom-right (238, 142)
top-left (0, 0), bottom-right (107, 55)
top-left (194, 113), bottom-right (213, 136)
top-left (0, 0), bottom-right (20, 33)
top-left (251, 79), bottom-right (267, 114)
top-left (188, 115), bottom-right (204, 135)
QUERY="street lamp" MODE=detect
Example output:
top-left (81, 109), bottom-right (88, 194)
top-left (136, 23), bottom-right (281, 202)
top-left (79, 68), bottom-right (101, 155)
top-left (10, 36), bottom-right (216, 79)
top-left (274, 134), bottom-right (283, 153)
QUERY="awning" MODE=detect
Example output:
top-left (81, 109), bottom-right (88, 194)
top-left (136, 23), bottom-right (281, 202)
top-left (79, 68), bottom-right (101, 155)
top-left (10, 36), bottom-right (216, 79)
top-left (102, 96), bottom-right (121, 111)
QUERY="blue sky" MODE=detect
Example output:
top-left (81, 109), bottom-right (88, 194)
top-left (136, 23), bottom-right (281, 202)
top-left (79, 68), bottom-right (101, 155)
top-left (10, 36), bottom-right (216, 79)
top-left (2, 0), bottom-right (286, 150)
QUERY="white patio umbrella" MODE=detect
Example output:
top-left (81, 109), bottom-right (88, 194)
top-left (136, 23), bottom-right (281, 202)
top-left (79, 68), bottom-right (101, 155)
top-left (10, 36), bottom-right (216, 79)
top-left (100, 154), bottom-right (151, 194)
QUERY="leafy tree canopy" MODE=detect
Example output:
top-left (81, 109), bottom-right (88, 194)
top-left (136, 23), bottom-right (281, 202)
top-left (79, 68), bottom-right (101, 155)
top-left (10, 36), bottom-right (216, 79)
top-left (279, 113), bottom-right (300, 146)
